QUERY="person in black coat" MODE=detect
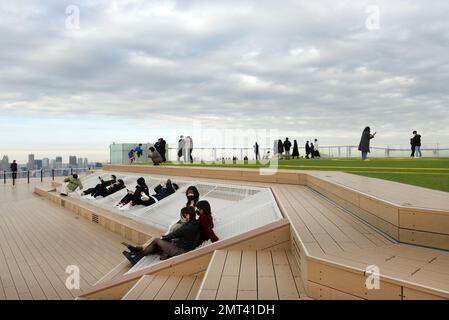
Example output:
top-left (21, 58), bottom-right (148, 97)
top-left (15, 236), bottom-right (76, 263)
top-left (292, 140), bottom-right (299, 159)
top-left (358, 126), bottom-right (376, 160)
top-left (410, 137), bottom-right (416, 157)
top-left (283, 138), bottom-right (292, 160)
top-left (116, 177), bottom-right (149, 209)
top-left (412, 131), bottom-right (422, 157)
top-left (305, 141), bottom-right (311, 159)
top-left (82, 175), bottom-right (116, 197)
top-left (10, 160), bottom-right (18, 180)
top-left (277, 139), bottom-right (284, 159)
top-left (159, 138), bottom-right (167, 162)
top-left (122, 207), bottom-right (200, 265)
top-left (141, 179), bottom-right (180, 206)
top-left (310, 143), bottom-right (315, 159)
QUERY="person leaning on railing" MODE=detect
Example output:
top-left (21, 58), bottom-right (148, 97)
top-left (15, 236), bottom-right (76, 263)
top-left (60, 174), bottom-right (83, 196)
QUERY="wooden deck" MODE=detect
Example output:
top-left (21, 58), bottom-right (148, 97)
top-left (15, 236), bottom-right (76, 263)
top-left (197, 249), bottom-right (309, 300)
top-left (0, 181), bottom-right (128, 300)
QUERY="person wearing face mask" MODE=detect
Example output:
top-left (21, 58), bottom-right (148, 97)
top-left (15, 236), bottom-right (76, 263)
top-left (185, 186), bottom-right (200, 208)
top-left (122, 207), bottom-right (200, 265)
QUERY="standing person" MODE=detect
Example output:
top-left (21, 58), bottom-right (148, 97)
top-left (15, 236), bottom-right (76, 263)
top-left (412, 131), bottom-right (422, 158)
top-left (178, 136), bottom-right (185, 162)
top-left (156, 138), bottom-right (167, 162)
top-left (277, 139), bottom-right (284, 159)
top-left (273, 140), bottom-right (278, 157)
top-left (358, 126), bottom-right (376, 160)
top-left (60, 174), bottom-right (83, 196)
top-left (305, 141), bottom-right (311, 159)
top-left (10, 160), bottom-right (18, 180)
top-left (253, 142), bottom-right (260, 161)
top-left (310, 142), bottom-right (315, 159)
top-left (283, 138), bottom-right (292, 160)
top-left (183, 136), bottom-right (192, 163)
top-left (189, 136), bottom-right (193, 163)
top-left (148, 147), bottom-right (163, 165)
top-left (134, 144), bottom-right (143, 158)
top-left (292, 140), bottom-right (299, 159)
top-left (128, 149), bottom-right (135, 164)
top-left (410, 136), bottom-right (416, 157)
top-left (314, 139), bottom-right (321, 158)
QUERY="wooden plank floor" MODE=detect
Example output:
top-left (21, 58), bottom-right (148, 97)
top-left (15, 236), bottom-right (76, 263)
top-left (0, 181), bottom-right (128, 300)
top-left (122, 274), bottom-right (204, 300)
top-left (197, 249), bottom-right (308, 300)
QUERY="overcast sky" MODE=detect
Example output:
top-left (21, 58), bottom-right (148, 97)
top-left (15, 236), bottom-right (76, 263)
top-left (1, 0), bottom-right (449, 162)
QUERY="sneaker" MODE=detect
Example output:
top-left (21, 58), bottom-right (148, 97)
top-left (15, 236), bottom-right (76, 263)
top-left (141, 194), bottom-right (150, 201)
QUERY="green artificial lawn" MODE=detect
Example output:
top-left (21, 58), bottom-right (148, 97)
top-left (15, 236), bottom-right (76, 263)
top-left (144, 158), bottom-right (449, 193)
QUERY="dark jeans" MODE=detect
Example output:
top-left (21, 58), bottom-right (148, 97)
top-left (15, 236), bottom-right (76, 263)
top-left (411, 145), bottom-right (415, 157)
top-left (12, 171), bottom-right (17, 179)
top-left (143, 238), bottom-right (186, 259)
top-left (120, 192), bottom-right (145, 205)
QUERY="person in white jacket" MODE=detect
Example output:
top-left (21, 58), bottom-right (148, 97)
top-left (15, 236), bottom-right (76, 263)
top-left (184, 136), bottom-right (192, 163)
top-left (314, 139), bottom-right (321, 158)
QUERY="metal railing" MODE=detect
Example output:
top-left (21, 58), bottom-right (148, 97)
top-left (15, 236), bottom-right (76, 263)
top-left (158, 144), bottom-right (449, 162)
top-left (2, 167), bottom-right (99, 185)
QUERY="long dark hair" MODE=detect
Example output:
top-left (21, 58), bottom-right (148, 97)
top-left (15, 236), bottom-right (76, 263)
top-left (196, 200), bottom-right (212, 216)
top-left (186, 186), bottom-right (200, 206)
top-left (363, 126), bottom-right (371, 133)
top-left (137, 177), bottom-right (147, 188)
top-left (180, 206), bottom-right (196, 222)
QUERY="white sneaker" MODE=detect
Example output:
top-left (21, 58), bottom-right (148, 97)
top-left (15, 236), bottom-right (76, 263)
top-left (141, 195), bottom-right (150, 201)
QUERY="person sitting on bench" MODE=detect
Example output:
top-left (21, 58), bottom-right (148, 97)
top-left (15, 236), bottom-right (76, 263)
top-left (81, 175), bottom-right (116, 197)
top-left (141, 179), bottom-right (180, 206)
top-left (60, 174), bottom-right (83, 196)
top-left (115, 177), bottom-right (149, 210)
top-left (122, 206), bottom-right (200, 265)
top-left (90, 179), bottom-right (125, 199)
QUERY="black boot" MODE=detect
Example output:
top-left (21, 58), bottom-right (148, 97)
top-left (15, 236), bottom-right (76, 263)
top-left (122, 251), bottom-right (143, 266)
top-left (121, 242), bottom-right (143, 253)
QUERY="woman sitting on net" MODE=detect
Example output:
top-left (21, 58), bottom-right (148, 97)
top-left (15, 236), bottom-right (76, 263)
top-left (122, 206), bottom-right (200, 265)
top-left (185, 185), bottom-right (200, 208)
top-left (115, 177), bottom-right (149, 210)
top-left (141, 179), bottom-right (179, 206)
top-left (196, 200), bottom-right (219, 245)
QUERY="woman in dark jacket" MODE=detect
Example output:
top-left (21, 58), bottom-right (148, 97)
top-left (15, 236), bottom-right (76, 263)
top-left (292, 140), bottom-right (299, 159)
top-left (277, 139), bottom-right (284, 159)
top-left (358, 126), bottom-right (376, 160)
top-left (186, 186), bottom-right (200, 207)
top-left (123, 207), bottom-right (200, 265)
top-left (115, 177), bottom-right (149, 209)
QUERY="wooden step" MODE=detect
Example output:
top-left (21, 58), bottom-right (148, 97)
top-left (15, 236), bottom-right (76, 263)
top-left (196, 249), bottom-right (309, 300)
top-left (122, 274), bottom-right (203, 300)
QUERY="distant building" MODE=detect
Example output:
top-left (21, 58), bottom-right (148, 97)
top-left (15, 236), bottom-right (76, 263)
top-left (55, 157), bottom-right (63, 169)
top-left (77, 157), bottom-right (83, 168)
top-left (27, 154), bottom-right (35, 170)
top-left (42, 158), bottom-right (50, 169)
top-left (69, 156), bottom-right (77, 167)
top-left (83, 158), bottom-right (89, 168)
top-left (0, 155), bottom-right (9, 171)
top-left (34, 160), bottom-right (43, 170)
top-left (50, 159), bottom-right (56, 168)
